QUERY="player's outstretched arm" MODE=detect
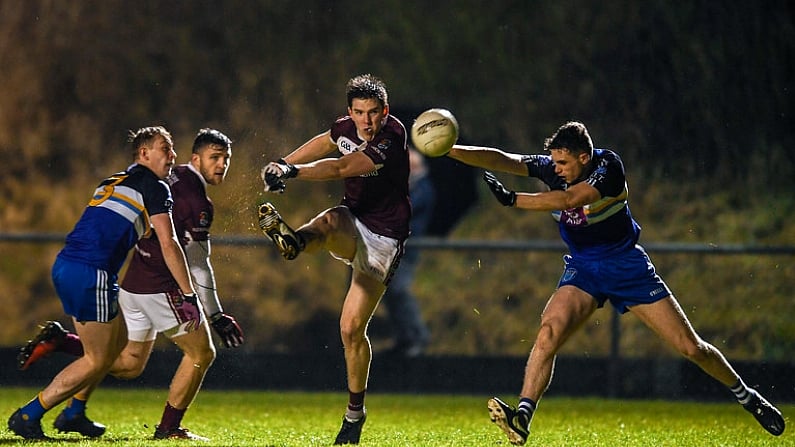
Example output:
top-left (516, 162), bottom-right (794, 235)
top-left (261, 131), bottom-right (338, 192)
top-left (294, 151), bottom-right (376, 180)
top-left (482, 171), bottom-right (601, 212)
top-left (282, 131), bottom-right (338, 164)
top-left (448, 145), bottom-right (528, 176)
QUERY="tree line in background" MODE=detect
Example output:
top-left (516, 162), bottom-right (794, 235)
top-left (1, 1), bottom-right (792, 191)
top-left (0, 1), bottom-right (792, 358)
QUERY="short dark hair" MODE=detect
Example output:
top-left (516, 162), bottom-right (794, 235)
top-left (192, 128), bottom-right (232, 153)
top-left (128, 126), bottom-right (172, 160)
top-left (544, 121), bottom-right (593, 157)
top-left (346, 74), bottom-right (388, 108)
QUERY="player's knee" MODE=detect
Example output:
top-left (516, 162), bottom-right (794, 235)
top-left (187, 345), bottom-right (217, 370)
top-left (339, 319), bottom-right (366, 347)
top-left (339, 327), bottom-right (356, 347)
top-left (79, 347), bottom-right (117, 370)
top-left (534, 319), bottom-right (563, 353)
top-left (679, 339), bottom-right (712, 363)
top-left (316, 206), bottom-right (350, 233)
top-left (310, 210), bottom-right (336, 234)
top-left (201, 346), bottom-right (217, 365)
top-left (109, 356), bottom-right (146, 380)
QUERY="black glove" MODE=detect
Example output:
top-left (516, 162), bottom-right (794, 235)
top-left (262, 172), bottom-right (287, 193)
top-left (209, 312), bottom-right (245, 348)
top-left (261, 159), bottom-right (298, 193)
top-left (274, 159), bottom-right (298, 179)
top-left (483, 171), bottom-right (516, 207)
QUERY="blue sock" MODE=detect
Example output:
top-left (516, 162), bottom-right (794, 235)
top-left (62, 396), bottom-right (87, 419)
top-left (20, 394), bottom-right (48, 421)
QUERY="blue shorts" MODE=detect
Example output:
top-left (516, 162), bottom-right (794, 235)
top-left (51, 256), bottom-right (120, 322)
top-left (557, 245), bottom-right (671, 313)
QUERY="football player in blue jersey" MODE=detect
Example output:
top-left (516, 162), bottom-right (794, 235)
top-left (7, 126), bottom-right (199, 440)
top-left (447, 121), bottom-right (784, 445)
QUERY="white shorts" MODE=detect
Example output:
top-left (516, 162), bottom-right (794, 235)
top-left (118, 288), bottom-right (205, 342)
top-left (330, 217), bottom-right (403, 285)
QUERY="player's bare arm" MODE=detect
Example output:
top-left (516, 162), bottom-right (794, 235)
top-left (150, 213), bottom-right (195, 295)
top-left (514, 181), bottom-right (600, 211)
top-left (283, 131), bottom-right (338, 164)
top-left (294, 151), bottom-right (377, 181)
top-left (448, 145), bottom-right (528, 176)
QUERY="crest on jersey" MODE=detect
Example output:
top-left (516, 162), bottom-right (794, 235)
top-left (562, 267), bottom-right (577, 282)
top-left (198, 211), bottom-right (210, 227)
top-left (371, 139), bottom-right (390, 159)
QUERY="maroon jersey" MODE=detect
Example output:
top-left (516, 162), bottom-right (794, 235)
top-left (330, 114), bottom-right (411, 240)
top-left (121, 164), bottom-right (212, 293)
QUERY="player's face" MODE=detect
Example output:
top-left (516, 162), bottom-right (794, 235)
top-left (140, 134), bottom-right (176, 179)
top-left (194, 144), bottom-right (231, 185)
top-left (550, 148), bottom-right (591, 184)
top-left (348, 98), bottom-right (388, 142)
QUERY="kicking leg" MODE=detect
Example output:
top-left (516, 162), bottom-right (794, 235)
top-left (257, 202), bottom-right (305, 259)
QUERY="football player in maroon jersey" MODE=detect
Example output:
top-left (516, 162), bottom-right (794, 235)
top-left (259, 74), bottom-right (410, 445)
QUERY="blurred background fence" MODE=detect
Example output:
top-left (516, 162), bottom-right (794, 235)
top-left (2, 232), bottom-right (794, 400)
top-left (3, 232), bottom-right (793, 360)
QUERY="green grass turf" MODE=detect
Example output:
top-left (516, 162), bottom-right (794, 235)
top-left (1, 388), bottom-right (792, 446)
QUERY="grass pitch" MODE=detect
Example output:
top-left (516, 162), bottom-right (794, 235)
top-left (1, 388), bottom-right (792, 446)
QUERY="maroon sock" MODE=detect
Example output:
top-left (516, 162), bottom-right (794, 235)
top-left (347, 389), bottom-right (366, 412)
top-left (158, 402), bottom-right (185, 431)
top-left (62, 334), bottom-right (84, 356)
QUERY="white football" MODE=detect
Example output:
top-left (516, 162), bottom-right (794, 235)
top-left (410, 108), bottom-right (459, 157)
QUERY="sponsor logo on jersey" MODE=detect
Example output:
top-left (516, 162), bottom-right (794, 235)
top-left (560, 208), bottom-right (587, 227)
top-left (649, 287), bottom-right (666, 297)
top-left (338, 137), bottom-right (362, 155)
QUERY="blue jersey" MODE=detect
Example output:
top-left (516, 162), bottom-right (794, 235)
top-left (524, 149), bottom-right (641, 259)
top-left (57, 164), bottom-right (173, 273)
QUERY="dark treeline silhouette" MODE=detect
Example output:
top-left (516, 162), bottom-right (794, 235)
top-left (0, 1), bottom-right (791, 191)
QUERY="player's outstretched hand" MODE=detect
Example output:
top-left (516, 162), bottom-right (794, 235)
top-left (210, 312), bottom-right (245, 348)
top-left (264, 159), bottom-right (298, 179)
top-left (261, 159), bottom-right (298, 193)
top-left (262, 170), bottom-right (286, 193)
top-left (483, 171), bottom-right (517, 207)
